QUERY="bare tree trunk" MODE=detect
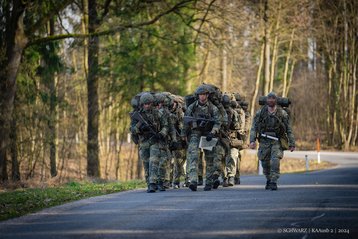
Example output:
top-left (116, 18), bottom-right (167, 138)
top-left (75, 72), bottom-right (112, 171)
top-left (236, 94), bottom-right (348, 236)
top-left (86, 0), bottom-right (101, 177)
top-left (263, 0), bottom-right (270, 95)
top-left (48, 19), bottom-right (58, 177)
top-left (251, 42), bottom-right (265, 117)
top-left (10, 114), bottom-right (20, 181)
top-left (282, 29), bottom-right (295, 97)
top-left (269, 2), bottom-right (281, 93)
top-left (221, 47), bottom-right (228, 92)
top-left (0, 5), bottom-right (27, 181)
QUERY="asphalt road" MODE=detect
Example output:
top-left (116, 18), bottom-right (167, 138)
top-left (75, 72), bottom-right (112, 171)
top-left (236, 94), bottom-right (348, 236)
top-left (1, 151), bottom-right (358, 239)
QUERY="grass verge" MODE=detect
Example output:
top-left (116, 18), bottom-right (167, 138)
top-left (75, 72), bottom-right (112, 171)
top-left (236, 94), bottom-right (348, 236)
top-left (0, 180), bottom-right (146, 222)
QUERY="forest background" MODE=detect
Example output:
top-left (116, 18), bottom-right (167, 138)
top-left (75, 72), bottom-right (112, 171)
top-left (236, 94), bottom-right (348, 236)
top-left (0, 0), bottom-right (356, 183)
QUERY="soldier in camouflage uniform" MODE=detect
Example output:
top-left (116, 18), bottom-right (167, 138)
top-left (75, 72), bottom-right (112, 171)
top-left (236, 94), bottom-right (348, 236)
top-left (154, 93), bottom-right (175, 191)
top-left (169, 96), bottom-right (187, 189)
top-left (130, 93), bottom-right (169, 193)
top-left (222, 94), bottom-right (243, 186)
top-left (249, 92), bottom-right (295, 190)
top-left (233, 93), bottom-right (249, 185)
top-left (184, 85), bottom-right (222, 191)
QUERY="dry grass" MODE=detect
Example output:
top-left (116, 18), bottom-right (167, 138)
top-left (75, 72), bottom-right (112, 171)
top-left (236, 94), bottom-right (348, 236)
top-left (239, 151), bottom-right (335, 175)
top-left (2, 144), bottom-right (336, 191)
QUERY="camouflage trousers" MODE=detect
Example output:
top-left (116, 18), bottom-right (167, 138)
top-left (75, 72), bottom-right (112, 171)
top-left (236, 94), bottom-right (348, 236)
top-left (186, 133), bottom-right (221, 185)
top-left (235, 150), bottom-right (242, 179)
top-left (215, 143), bottom-right (228, 180)
top-left (226, 147), bottom-right (240, 178)
top-left (258, 139), bottom-right (284, 183)
top-left (158, 147), bottom-right (171, 184)
top-left (139, 141), bottom-right (163, 185)
top-left (172, 149), bottom-right (186, 184)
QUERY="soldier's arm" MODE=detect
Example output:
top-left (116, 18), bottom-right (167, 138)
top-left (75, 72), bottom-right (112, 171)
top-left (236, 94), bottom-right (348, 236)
top-left (249, 111), bottom-right (260, 143)
top-left (231, 110), bottom-right (241, 130)
top-left (182, 103), bottom-right (193, 136)
top-left (283, 111), bottom-right (295, 147)
top-left (211, 105), bottom-right (222, 135)
top-left (158, 110), bottom-right (169, 137)
top-left (244, 111), bottom-right (251, 133)
top-left (169, 113), bottom-right (177, 142)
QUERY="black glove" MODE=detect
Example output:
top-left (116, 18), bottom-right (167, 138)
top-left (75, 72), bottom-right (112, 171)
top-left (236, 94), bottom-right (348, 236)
top-left (155, 133), bottom-right (165, 141)
top-left (206, 133), bottom-right (214, 141)
top-left (140, 124), bottom-right (150, 132)
top-left (170, 142), bottom-right (180, 150)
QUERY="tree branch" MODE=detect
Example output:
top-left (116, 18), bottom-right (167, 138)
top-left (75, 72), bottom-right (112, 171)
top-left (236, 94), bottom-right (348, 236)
top-left (27, 0), bottom-right (194, 47)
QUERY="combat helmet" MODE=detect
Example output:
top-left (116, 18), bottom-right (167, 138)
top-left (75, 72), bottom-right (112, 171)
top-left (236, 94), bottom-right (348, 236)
top-left (267, 92), bottom-right (278, 99)
top-left (222, 94), bottom-right (231, 107)
top-left (195, 85), bottom-right (209, 95)
top-left (154, 93), bottom-right (165, 105)
top-left (140, 92), bottom-right (155, 105)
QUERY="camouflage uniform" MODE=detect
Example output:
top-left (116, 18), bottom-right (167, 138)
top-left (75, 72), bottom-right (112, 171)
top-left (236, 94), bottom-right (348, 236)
top-left (234, 104), bottom-right (249, 182)
top-left (224, 100), bottom-right (243, 184)
top-left (169, 99), bottom-right (187, 188)
top-left (130, 93), bottom-right (169, 192)
top-left (184, 99), bottom-right (222, 190)
top-left (155, 93), bottom-right (175, 190)
top-left (250, 104), bottom-right (295, 187)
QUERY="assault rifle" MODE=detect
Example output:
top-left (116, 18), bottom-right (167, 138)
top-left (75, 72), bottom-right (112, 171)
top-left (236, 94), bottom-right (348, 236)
top-left (130, 111), bottom-right (157, 137)
top-left (183, 116), bottom-right (218, 128)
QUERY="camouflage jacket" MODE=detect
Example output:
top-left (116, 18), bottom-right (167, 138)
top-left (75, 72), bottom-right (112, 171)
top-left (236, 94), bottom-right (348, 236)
top-left (184, 100), bottom-right (221, 135)
top-left (130, 107), bottom-right (169, 144)
top-left (250, 105), bottom-right (295, 147)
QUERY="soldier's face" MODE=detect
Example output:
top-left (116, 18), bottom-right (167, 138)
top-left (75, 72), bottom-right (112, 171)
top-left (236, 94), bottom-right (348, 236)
top-left (198, 93), bottom-right (208, 103)
top-left (143, 103), bottom-right (152, 110)
top-left (267, 97), bottom-right (277, 107)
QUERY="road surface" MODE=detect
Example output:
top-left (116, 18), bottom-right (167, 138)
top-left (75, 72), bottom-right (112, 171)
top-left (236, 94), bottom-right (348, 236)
top-left (1, 151), bottom-right (357, 239)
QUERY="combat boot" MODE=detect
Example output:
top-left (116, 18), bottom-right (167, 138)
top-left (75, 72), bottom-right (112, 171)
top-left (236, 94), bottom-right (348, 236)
top-left (198, 176), bottom-right (203, 186)
top-left (163, 180), bottom-right (170, 189)
top-left (234, 177), bottom-right (241, 185)
top-left (204, 184), bottom-right (212, 191)
top-left (213, 179), bottom-right (220, 189)
top-left (222, 179), bottom-right (229, 187)
top-left (189, 181), bottom-right (198, 191)
top-left (157, 181), bottom-right (166, 191)
top-left (173, 182), bottom-right (180, 189)
top-left (265, 180), bottom-right (271, 190)
top-left (147, 183), bottom-right (156, 193)
top-left (270, 182), bottom-right (278, 191)
top-left (228, 177), bottom-right (235, 187)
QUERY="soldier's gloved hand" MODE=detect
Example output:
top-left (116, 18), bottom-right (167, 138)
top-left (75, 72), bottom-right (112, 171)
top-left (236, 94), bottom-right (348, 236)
top-left (206, 133), bottom-right (214, 141)
top-left (155, 133), bottom-right (165, 141)
top-left (139, 124), bottom-right (150, 132)
top-left (289, 146), bottom-right (295, 152)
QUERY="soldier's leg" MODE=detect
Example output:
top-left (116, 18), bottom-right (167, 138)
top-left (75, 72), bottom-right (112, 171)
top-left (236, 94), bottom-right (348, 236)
top-left (158, 149), bottom-right (168, 183)
top-left (173, 149), bottom-right (186, 186)
top-left (205, 145), bottom-right (224, 189)
top-left (186, 134), bottom-right (200, 190)
top-left (227, 147), bottom-right (238, 178)
top-left (139, 143), bottom-right (150, 186)
top-left (258, 141), bottom-right (272, 182)
top-left (270, 142), bottom-right (284, 184)
top-left (164, 149), bottom-right (172, 188)
top-left (149, 144), bottom-right (161, 185)
top-left (197, 151), bottom-right (204, 185)
top-left (228, 147), bottom-right (239, 185)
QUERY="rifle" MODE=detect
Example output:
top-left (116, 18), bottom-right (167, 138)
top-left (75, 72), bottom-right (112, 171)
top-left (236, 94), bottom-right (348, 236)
top-left (183, 116), bottom-right (218, 127)
top-left (130, 111), bottom-right (157, 137)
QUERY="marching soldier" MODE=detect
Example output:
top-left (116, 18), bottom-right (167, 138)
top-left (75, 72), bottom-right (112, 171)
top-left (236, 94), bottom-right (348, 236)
top-left (222, 94), bottom-right (242, 186)
top-left (233, 93), bottom-right (248, 185)
top-left (130, 93), bottom-right (169, 193)
top-left (249, 92), bottom-right (295, 190)
top-left (184, 85), bottom-right (222, 191)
